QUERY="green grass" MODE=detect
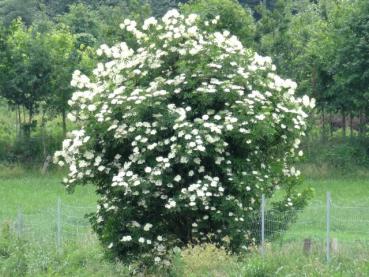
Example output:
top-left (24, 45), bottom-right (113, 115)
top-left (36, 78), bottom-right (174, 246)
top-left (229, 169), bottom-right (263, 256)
top-left (1, 168), bottom-right (369, 276)
top-left (291, 175), bottom-right (369, 237)
top-left (2, 168), bottom-right (368, 214)
top-left (0, 169), bottom-right (96, 218)
top-left (303, 166), bottom-right (369, 204)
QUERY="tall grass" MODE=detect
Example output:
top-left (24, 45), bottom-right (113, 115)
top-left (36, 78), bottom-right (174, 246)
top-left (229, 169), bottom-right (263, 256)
top-left (1, 230), bottom-right (369, 277)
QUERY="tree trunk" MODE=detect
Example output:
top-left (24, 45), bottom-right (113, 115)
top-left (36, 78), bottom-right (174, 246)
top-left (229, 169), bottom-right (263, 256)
top-left (362, 112), bottom-right (367, 137)
top-left (28, 108), bottom-right (32, 125)
top-left (16, 105), bottom-right (21, 138)
top-left (329, 113), bottom-right (333, 138)
top-left (41, 109), bottom-right (47, 158)
top-left (22, 106), bottom-right (26, 124)
top-left (321, 107), bottom-right (327, 141)
top-left (62, 108), bottom-right (67, 137)
top-left (342, 111), bottom-right (346, 138)
top-left (349, 114), bottom-right (353, 138)
top-left (359, 112), bottom-right (365, 137)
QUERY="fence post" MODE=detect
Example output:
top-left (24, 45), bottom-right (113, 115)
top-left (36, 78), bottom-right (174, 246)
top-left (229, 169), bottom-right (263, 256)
top-left (56, 197), bottom-right (62, 253)
top-left (16, 209), bottom-right (23, 238)
top-left (326, 192), bottom-right (331, 262)
top-left (41, 155), bottom-right (52, 175)
top-left (261, 194), bottom-right (265, 256)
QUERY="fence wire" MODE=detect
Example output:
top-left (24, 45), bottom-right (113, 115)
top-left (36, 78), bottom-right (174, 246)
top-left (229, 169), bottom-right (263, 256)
top-left (1, 193), bottom-right (369, 261)
top-left (0, 199), bottom-right (96, 252)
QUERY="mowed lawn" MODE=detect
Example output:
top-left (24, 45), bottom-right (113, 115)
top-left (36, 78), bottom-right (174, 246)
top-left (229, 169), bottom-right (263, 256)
top-left (1, 169), bottom-right (369, 241)
top-left (284, 176), bottom-right (369, 242)
top-left (1, 169), bottom-right (369, 218)
top-left (304, 176), bottom-right (369, 205)
top-left (0, 170), bottom-right (97, 219)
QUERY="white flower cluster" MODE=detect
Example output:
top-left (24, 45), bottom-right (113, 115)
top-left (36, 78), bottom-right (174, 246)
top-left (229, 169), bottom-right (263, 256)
top-left (54, 9), bottom-right (314, 266)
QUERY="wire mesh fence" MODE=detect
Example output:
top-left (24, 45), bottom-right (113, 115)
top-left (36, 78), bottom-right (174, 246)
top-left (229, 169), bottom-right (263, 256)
top-left (257, 193), bottom-right (369, 262)
top-left (0, 199), bottom-right (96, 253)
top-left (1, 192), bottom-right (369, 261)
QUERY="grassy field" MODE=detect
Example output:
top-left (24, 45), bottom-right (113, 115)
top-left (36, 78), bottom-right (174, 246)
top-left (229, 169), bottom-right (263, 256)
top-left (0, 168), bottom-right (96, 215)
top-left (1, 167), bottom-right (369, 276)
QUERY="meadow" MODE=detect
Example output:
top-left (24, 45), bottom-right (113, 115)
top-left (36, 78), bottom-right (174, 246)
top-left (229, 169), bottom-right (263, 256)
top-left (1, 166), bottom-right (369, 276)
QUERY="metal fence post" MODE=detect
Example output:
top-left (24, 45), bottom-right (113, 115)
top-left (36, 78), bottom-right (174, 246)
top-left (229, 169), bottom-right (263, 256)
top-left (261, 194), bottom-right (265, 256)
top-left (56, 197), bottom-right (62, 252)
top-left (326, 192), bottom-right (331, 262)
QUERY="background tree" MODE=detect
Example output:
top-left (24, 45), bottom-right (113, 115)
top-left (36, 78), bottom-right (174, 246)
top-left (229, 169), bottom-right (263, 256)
top-left (45, 26), bottom-right (80, 136)
top-left (96, 1), bottom-right (151, 46)
top-left (58, 3), bottom-right (101, 47)
top-left (149, 0), bottom-right (177, 17)
top-left (0, 0), bottom-right (41, 26)
top-left (181, 0), bottom-right (256, 47)
top-left (1, 20), bottom-right (52, 137)
top-left (331, 0), bottom-right (369, 136)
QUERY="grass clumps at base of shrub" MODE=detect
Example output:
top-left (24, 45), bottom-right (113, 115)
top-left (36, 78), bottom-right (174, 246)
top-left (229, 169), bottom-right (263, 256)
top-left (178, 242), bottom-right (369, 277)
top-left (175, 243), bottom-right (239, 277)
top-left (1, 223), bottom-right (369, 277)
top-left (0, 223), bottom-right (28, 277)
top-left (0, 224), bottom-right (130, 277)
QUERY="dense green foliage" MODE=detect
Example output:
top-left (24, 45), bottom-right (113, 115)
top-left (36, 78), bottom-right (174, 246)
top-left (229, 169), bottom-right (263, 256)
top-left (256, 0), bottom-right (369, 139)
top-left (181, 0), bottom-right (255, 46)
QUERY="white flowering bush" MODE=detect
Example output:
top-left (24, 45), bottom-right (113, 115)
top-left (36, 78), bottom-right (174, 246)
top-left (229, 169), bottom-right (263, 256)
top-left (54, 9), bottom-right (315, 267)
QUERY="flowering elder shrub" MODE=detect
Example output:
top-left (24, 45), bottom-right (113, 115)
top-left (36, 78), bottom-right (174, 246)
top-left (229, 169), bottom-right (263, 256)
top-left (54, 9), bottom-right (315, 266)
